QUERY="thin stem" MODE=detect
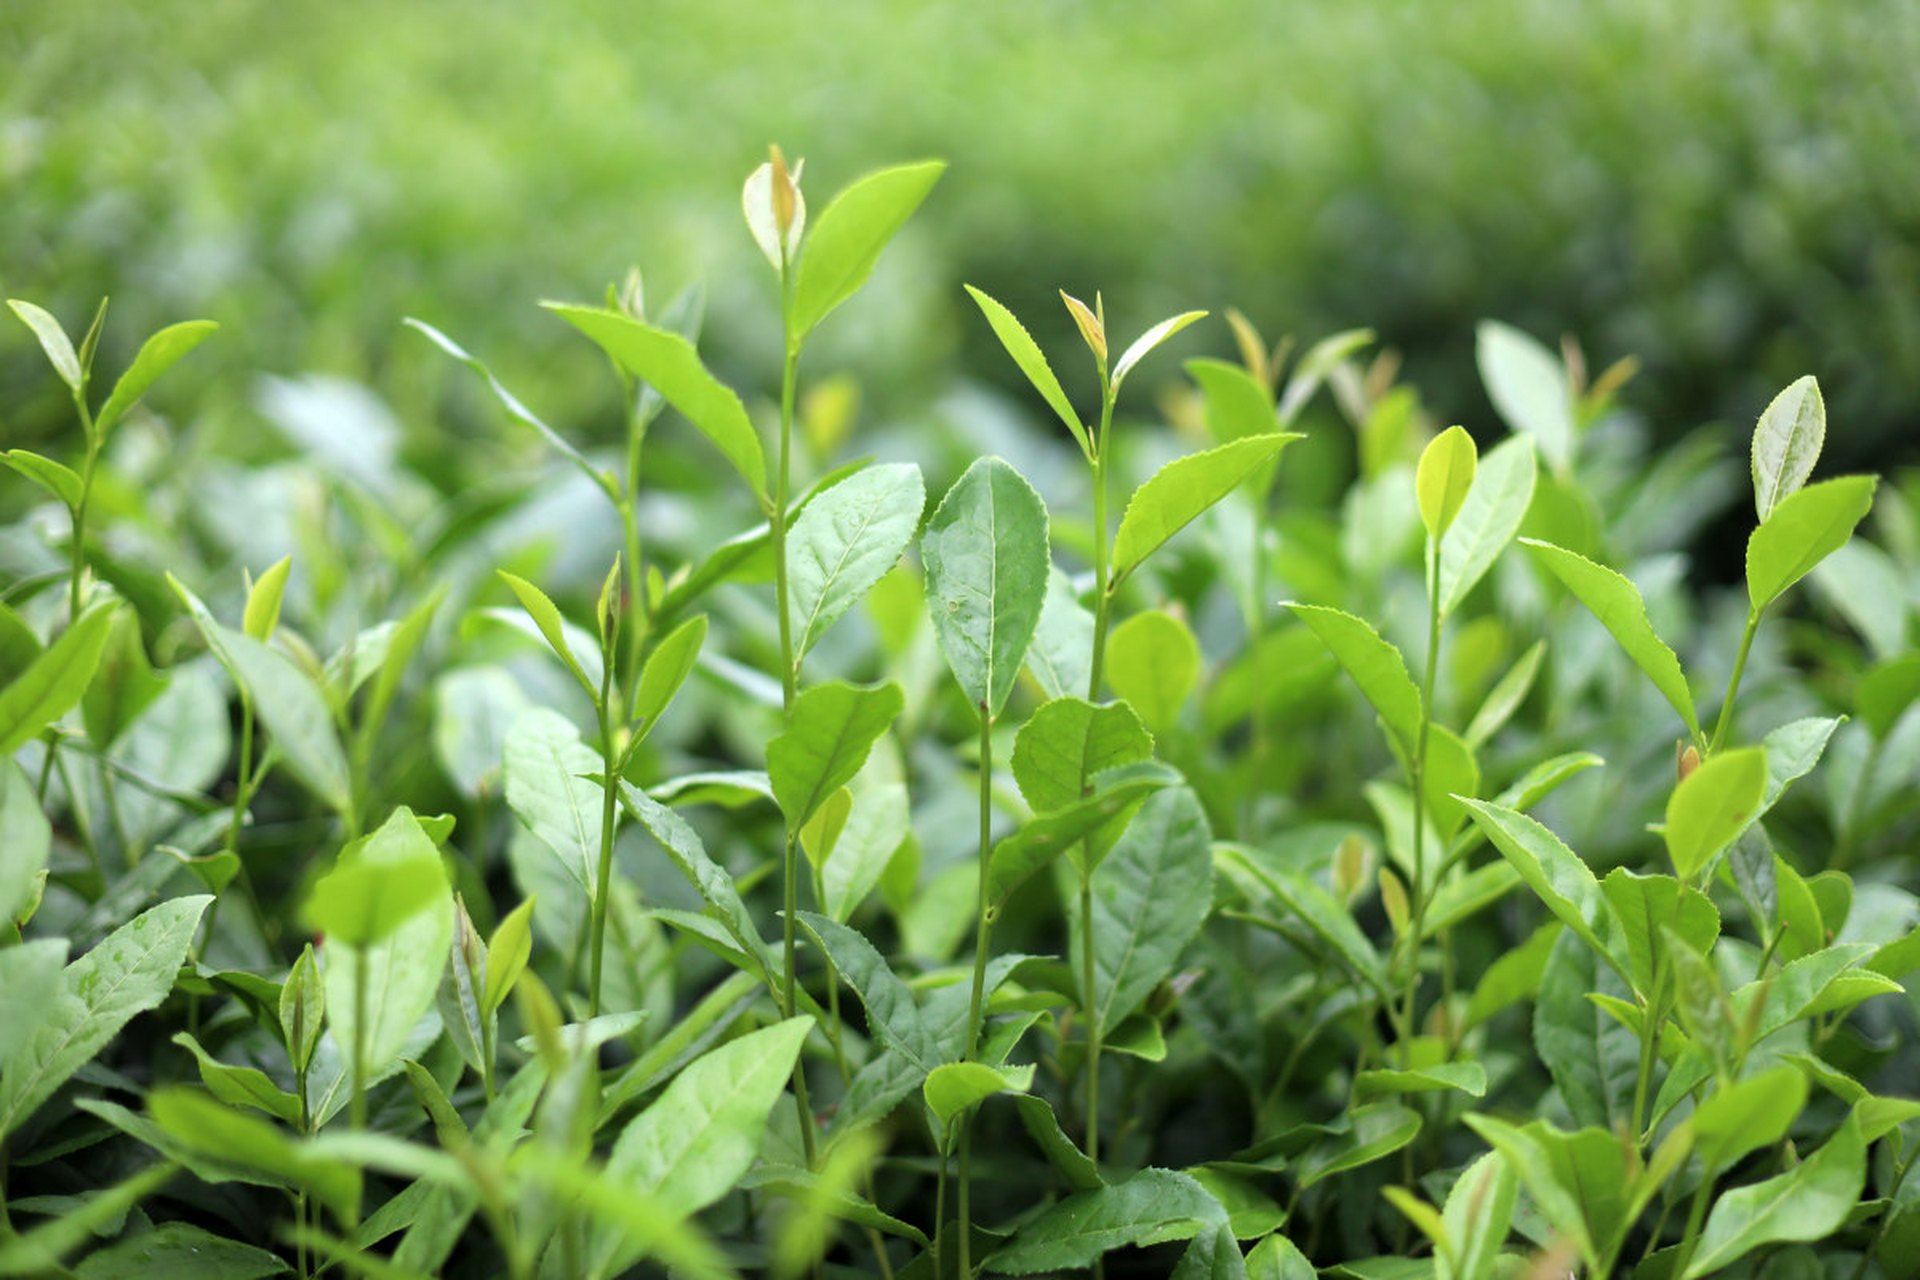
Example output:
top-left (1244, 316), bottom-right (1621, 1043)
top-left (1079, 875), bottom-right (1101, 1164)
top-left (956, 708), bottom-right (996, 1275)
top-left (68, 396), bottom-right (99, 619)
top-left (350, 956), bottom-right (368, 1130)
top-left (587, 638), bottom-right (620, 1020)
top-left (782, 828), bottom-right (820, 1168)
top-left (773, 347), bottom-right (800, 706)
top-left (1400, 545), bottom-right (1443, 1049)
top-left (1709, 610), bottom-right (1761, 753)
top-left (619, 388), bottom-right (650, 712)
top-left (1086, 393), bottom-right (1116, 698)
top-left (1631, 979), bottom-right (1666, 1142)
top-left (1670, 1159), bottom-right (1721, 1279)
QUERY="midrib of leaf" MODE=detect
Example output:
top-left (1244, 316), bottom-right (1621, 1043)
top-left (793, 709), bottom-right (871, 826)
top-left (636, 1064), bottom-right (776, 1194)
top-left (0, 920), bottom-right (185, 1134)
top-left (796, 497), bottom-right (890, 655)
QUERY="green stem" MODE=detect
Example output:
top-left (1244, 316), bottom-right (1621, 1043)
top-left (68, 396), bottom-right (99, 619)
top-left (587, 645), bottom-right (619, 1020)
top-left (1086, 393), bottom-right (1116, 698)
top-left (1400, 546), bottom-right (1442, 1050)
top-left (782, 827), bottom-right (820, 1168)
top-left (1709, 610), bottom-right (1761, 753)
top-left (773, 349), bottom-right (800, 706)
top-left (1630, 980), bottom-right (1666, 1142)
top-left (956, 708), bottom-right (995, 1276)
top-left (619, 390), bottom-right (650, 712)
top-left (1079, 875), bottom-right (1102, 1165)
top-left (350, 956), bottom-right (368, 1130)
top-left (1670, 1159), bottom-right (1721, 1278)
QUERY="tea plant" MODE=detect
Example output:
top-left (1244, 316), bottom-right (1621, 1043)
top-left (0, 155), bottom-right (1916, 1280)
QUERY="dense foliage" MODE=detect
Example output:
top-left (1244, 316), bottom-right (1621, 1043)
top-left (1, 152), bottom-right (1917, 1280)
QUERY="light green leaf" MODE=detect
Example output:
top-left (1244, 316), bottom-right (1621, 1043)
top-left (243, 555), bottom-right (293, 642)
top-left (1476, 320), bottom-right (1574, 473)
top-left (921, 456), bottom-right (1051, 718)
top-left (1460, 1115), bottom-right (1594, 1270)
top-left (787, 462), bottom-right (925, 662)
top-left (495, 571), bottom-right (596, 699)
top-left (1746, 474), bottom-right (1877, 612)
top-left (1105, 610), bottom-right (1199, 732)
top-left (1458, 798), bottom-right (1617, 975)
top-left (483, 896), bottom-right (535, 1017)
top-left (503, 708), bottom-right (602, 897)
top-left (1011, 696), bottom-right (1153, 815)
top-left (1246, 1233), bottom-right (1317, 1280)
top-left (1692, 1065), bottom-right (1808, 1170)
top-left (923, 1060), bottom-right (1034, 1130)
top-left (988, 762), bottom-right (1176, 909)
top-left (1091, 786), bottom-right (1213, 1034)
top-left (1521, 539), bottom-right (1700, 739)
top-left (0, 759), bottom-right (52, 928)
top-left (822, 773), bottom-right (910, 923)
top-left (1416, 426), bottom-right (1477, 540)
top-left (543, 304), bottom-right (768, 505)
top-left (1284, 603), bottom-right (1423, 757)
top-left (631, 614), bottom-right (706, 734)
top-left (1171, 1222), bottom-right (1250, 1280)
top-left (149, 1087), bottom-right (361, 1225)
top-left (791, 160), bottom-right (945, 339)
top-left (1683, 1112), bottom-right (1865, 1279)
top-left (1112, 435), bottom-right (1299, 580)
top-left (1751, 375), bottom-right (1824, 522)
top-left (966, 285), bottom-right (1089, 458)
top-left (1187, 357), bottom-right (1276, 443)
top-left (1112, 311), bottom-right (1208, 392)
top-left (1663, 746), bottom-right (1767, 880)
top-left (1598, 868), bottom-right (1719, 999)
top-left (1, 449), bottom-right (84, 509)
top-left (592, 1017), bottom-right (813, 1275)
top-left (8, 298), bottom-right (82, 390)
top-left (768, 680), bottom-right (903, 829)
top-left (1354, 1061), bottom-right (1486, 1099)
top-left (1294, 1102), bottom-right (1422, 1190)
top-left (1277, 327), bottom-right (1375, 426)
top-left (81, 608), bottom-right (167, 752)
top-left (74, 1221), bottom-right (292, 1279)
top-left (303, 808), bottom-right (450, 947)
top-left (0, 894), bottom-right (211, 1139)
top-left (281, 945), bottom-right (324, 1075)
top-left (172, 1031), bottom-right (302, 1124)
top-left (1438, 436), bottom-right (1537, 616)
top-left (986, 1167), bottom-right (1223, 1274)
top-left (0, 600), bottom-right (115, 755)
top-left (1025, 567), bottom-right (1094, 700)
top-left (1439, 1152), bottom-right (1516, 1280)
top-left (94, 319), bottom-right (218, 437)
top-left (0, 939), bottom-right (67, 1075)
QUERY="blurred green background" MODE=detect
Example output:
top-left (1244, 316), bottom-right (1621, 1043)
top-left (5, 0), bottom-right (1919, 478)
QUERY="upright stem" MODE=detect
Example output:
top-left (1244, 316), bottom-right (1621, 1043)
top-left (1400, 547), bottom-right (1442, 1048)
top-left (68, 397), bottom-right (99, 619)
top-left (350, 960), bottom-right (368, 1130)
top-left (619, 394), bottom-right (650, 710)
top-left (588, 645), bottom-right (619, 1020)
top-left (1670, 1159), bottom-right (1721, 1278)
top-left (1080, 390), bottom-right (1117, 1165)
top-left (1709, 610), bottom-right (1761, 753)
top-left (782, 827), bottom-right (819, 1168)
top-left (773, 347), bottom-right (800, 708)
top-left (957, 709), bottom-right (995, 1280)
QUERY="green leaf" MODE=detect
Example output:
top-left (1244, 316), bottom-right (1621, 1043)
top-left (243, 555), bottom-right (293, 643)
top-left (0, 939), bottom-right (67, 1075)
top-left (1751, 375), bottom-right (1824, 522)
top-left (302, 808), bottom-right (450, 947)
top-left (1187, 357), bottom-right (1276, 443)
top-left (790, 160), bottom-right (945, 339)
top-left (1246, 1234), bottom-right (1317, 1280)
top-left (0, 1164), bottom-right (179, 1276)
top-left (1458, 798), bottom-right (1617, 975)
top-left (1598, 868), bottom-right (1719, 999)
top-left (0, 894), bottom-right (211, 1138)
top-left (1112, 435), bottom-right (1299, 580)
top-left (1476, 320), bottom-right (1574, 473)
top-left (74, 1221), bottom-right (291, 1279)
top-left (1, 449), bottom-right (84, 509)
top-left (1091, 787), bottom-right (1213, 1034)
top-left (1277, 327), bottom-right (1375, 426)
top-left (1520, 539), bottom-right (1700, 739)
top-left (1284, 604), bottom-right (1423, 757)
top-left (0, 760), bottom-right (52, 928)
top-left (923, 1060), bottom-right (1034, 1130)
top-left (1171, 1223), bottom-right (1250, 1280)
top-left (1215, 844), bottom-right (1385, 991)
top-left (1294, 1102), bottom-right (1422, 1190)
top-left (81, 606), bottom-right (168, 751)
top-left (592, 1017), bottom-right (813, 1274)
top-left (1857, 653), bottom-right (1920, 738)
top-left (1012, 696), bottom-right (1154, 814)
top-left (483, 896), bottom-right (535, 1018)
top-left (768, 680), bottom-right (904, 829)
top-left (1438, 436), bottom-right (1537, 616)
top-left (1692, 1065), bottom-right (1808, 1170)
top-left (1663, 746), bottom-right (1767, 880)
top-left (965, 285), bottom-right (1089, 459)
top-left (495, 570), bottom-right (596, 699)
top-left (1460, 1115), bottom-right (1596, 1270)
top-left (1746, 474), bottom-right (1877, 612)
top-left (988, 762), bottom-right (1175, 910)
top-left (1535, 928), bottom-right (1637, 1131)
top-left (0, 600), bottom-right (116, 754)
top-left (1112, 311), bottom-right (1209, 392)
top-left (149, 1087), bottom-right (361, 1225)
top-left (1440, 1152), bottom-right (1516, 1280)
top-left (8, 299), bottom-right (82, 390)
top-left (798, 913), bottom-right (939, 1067)
top-left (921, 456), bottom-right (1051, 718)
top-left (172, 1031), bottom-right (302, 1124)
top-left (787, 462), bottom-right (925, 662)
top-left (1105, 610), bottom-right (1199, 732)
top-left (1416, 426), bottom-right (1477, 540)
top-left (93, 319), bottom-right (219, 437)
top-left (1014, 1094), bottom-right (1104, 1191)
top-left (404, 317), bottom-right (617, 499)
top-left (1353, 1061), bottom-right (1486, 1099)
top-left (1025, 567), bottom-right (1095, 700)
top-left (543, 304), bottom-right (768, 505)
top-left (503, 708), bottom-right (603, 897)
top-left (281, 945), bottom-right (325, 1074)
top-left (1683, 1112), bottom-right (1865, 1279)
top-left (986, 1167), bottom-right (1223, 1274)
top-left (631, 614), bottom-right (706, 734)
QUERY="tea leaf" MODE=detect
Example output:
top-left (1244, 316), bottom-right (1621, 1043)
top-left (1416, 426), bottom-right (1477, 540)
top-left (921, 456), bottom-right (1050, 718)
top-left (1, 449), bottom-right (84, 509)
top-left (1440, 1152), bottom-right (1516, 1280)
top-left (986, 1167), bottom-right (1223, 1274)
top-left (923, 1060), bottom-right (1034, 1130)
top-left (791, 160), bottom-right (945, 339)
top-left (1010, 696), bottom-right (1153, 815)
top-left (1663, 746), bottom-right (1767, 880)
top-left (483, 896), bottom-right (535, 1016)
top-left (1106, 610), bottom-right (1199, 732)
top-left (631, 614), bottom-right (707, 733)
top-left (0, 600), bottom-right (115, 754)
top-left (1112, 311), bottom-right (1208, 392)
top-left (1354, 1061), bottom-right (1486, 1099)
top-left (1458, 798), bottom-right (1617, 975)
top-left (0, 894), bottom-right (212, 1138)
top-left (966, 286), bottom-right (1090, 459)
top-left (303, 808), bottom-right (451, 947)
top-left (1746, 474), bottom-right (1877, 612)
top-left (1025, 567), bottom-right (1095, 700)
top-left (92, 321), bottom-right (218, 441)
top-left (1692, 1064), bottom-right (1807, 1170)
top-left (73, 1221), bottom-right (292, 1279)
top-left (1476, 320), bottom-right (1574, 474)
top-left (1535, 928), bottom-right (1637, 1131)
top-left (0, 760), bottom-right (52, 930)
top-left (1295, 1102), bottom-right (1422, 1190)
top-left (1438, 436), bottom-right (1537, 616)
top-left (621, 784), bottom-right (778, 982)
top-left (504, 708), bottom-right (603, 896)
top-left (989, 762), bottom-right (1175, 908)
top-left (768, 680), bottom-right (904, 828)
top-left (1598, 868), bottom-right (1719, 999)
top-left (1091, 786), bottom-right (1213, 1033)
top-left (544, 304), bottom-right (769, 505)
top-left (1683, 1112), bottom-right (1865, 1279)
top-left (9, 299), bottom-right (82, 390)
top-left (1112, 435), bottom-right (1299, 580)
top-left (1751, 374), bottom-right (1824, 522)
top-left (1520, 539), bottom-right (1700, 740)
top-left (149, 1087), bottom-right (361, 1225)
top-left (1187, 357), bottom-right (1274, 443)
top-left (1215, 844), bottom-right (1385, 991)
top-left (0, 1164), bottom-right (179, 1276)
top-left (172, 1031), bottom-right (302, 1124)
top-left (1284, 604), bottom-right (1422, 756)
top-left (788, 461), bottom-right (925, 662)
top-left (742, 152), bottom-right (805, 269)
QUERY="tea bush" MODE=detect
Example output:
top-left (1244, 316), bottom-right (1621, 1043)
top-left (0, 154), bottom-right (1916, 1280)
